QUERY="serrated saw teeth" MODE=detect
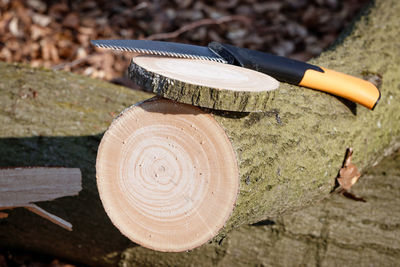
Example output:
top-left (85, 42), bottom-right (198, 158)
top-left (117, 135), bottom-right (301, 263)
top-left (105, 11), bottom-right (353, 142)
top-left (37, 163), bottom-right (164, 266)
top-left (92, 41), bottom-right (227, 63)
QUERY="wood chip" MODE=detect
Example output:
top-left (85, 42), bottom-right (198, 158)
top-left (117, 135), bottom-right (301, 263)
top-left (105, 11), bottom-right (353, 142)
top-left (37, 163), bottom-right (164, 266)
top-left (0, 167), bottom-right (81, 207)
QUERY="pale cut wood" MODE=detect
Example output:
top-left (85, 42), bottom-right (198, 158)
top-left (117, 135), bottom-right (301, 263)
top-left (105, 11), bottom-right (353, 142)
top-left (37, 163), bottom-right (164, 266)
top-left (129, 56), bottom-right (279, 112)
top-left (0, 167), bottom-right (81, 230)
top-left (1, 0), bottom-right (400, 264)
top-left (24, 204), bottom-right (73, 231)
top-left (96, 97), bottom-right (239, 252)
top-left (0, 204), bottom-right (73, 231)
top-left (0, 167), bottom-right (82, 207)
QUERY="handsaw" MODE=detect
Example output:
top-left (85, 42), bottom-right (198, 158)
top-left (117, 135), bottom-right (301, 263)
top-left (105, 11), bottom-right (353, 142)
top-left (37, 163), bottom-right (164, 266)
top-left (91, 39), bottom-right (380, 110)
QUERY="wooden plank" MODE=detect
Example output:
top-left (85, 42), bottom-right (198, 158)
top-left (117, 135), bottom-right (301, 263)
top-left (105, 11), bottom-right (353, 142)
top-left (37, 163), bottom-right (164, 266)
top-left (24, 204), bottom-right (73, 231)
top-left (0, 167), bottom-right (81, 207)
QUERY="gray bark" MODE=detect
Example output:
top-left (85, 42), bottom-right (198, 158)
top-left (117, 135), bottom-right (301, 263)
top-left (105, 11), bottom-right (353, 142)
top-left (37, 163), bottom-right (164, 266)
top-left (0, 0), bottom-right (399, 265)
top-left (121, 149), bottom-right (400, 266)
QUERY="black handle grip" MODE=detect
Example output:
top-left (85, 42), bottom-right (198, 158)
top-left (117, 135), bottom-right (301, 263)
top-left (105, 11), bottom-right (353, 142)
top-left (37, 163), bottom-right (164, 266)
top-left (208, 42), bottom-right (324, 84)
top-left (208, 42), bottom-right (380, 110)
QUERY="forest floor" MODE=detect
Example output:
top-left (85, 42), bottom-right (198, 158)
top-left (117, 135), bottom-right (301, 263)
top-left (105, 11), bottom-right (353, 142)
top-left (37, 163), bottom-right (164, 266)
top-left (1, 0), bottom-right (368, 86)
top-left (0, 0), bottom-right (369, 266)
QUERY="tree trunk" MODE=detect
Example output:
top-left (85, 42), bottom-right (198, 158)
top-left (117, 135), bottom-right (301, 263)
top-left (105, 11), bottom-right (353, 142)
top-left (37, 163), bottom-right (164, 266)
top-left (0, 0), bottom-right (399, 265)
top-left (129, 56), bottom-right (279, 112)
top-left (0, 167), bottom-right (81, 231)
top-left (120, 149), bottom-right (400, 267)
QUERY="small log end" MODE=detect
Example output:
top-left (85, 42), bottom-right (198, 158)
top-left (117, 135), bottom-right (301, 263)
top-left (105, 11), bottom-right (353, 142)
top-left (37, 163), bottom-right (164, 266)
top-left (96, 98), bottom-right (239, 251)
top-left (129, 56), bottom-right (279, 112)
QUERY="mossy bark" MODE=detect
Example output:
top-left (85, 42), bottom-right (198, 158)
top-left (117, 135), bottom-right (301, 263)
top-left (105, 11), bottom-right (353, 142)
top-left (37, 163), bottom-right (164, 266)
top-left (0, 63), bottom-right (152, 266)
top-left (131, 0), bottom-right (400, 239)
top-left (129, 60), bottom-right (276, 112)
top-left (121, 149), bottom-right (400, 267)
top-left (0, 0), bottom-right (399, 265)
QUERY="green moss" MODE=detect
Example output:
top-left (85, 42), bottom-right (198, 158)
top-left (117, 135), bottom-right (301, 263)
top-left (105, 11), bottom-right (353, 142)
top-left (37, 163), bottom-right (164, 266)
top-left (0, 62), bottom-right (152, 138)
top-left (1, 0), bottom-right (400, 264)
top-left (213, 0), bottom-right (400, 235)
top-left (120, 143), bottom-right (400, 267)
top-left (0, 62), bottom-right (152, 266)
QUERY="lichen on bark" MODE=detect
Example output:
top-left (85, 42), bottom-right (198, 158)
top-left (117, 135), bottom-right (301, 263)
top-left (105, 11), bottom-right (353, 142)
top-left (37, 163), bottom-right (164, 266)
top-left (212, 0), bottom-right (400, 236)
top-left (0, 0), bottom-right (399, 265)
top-left (128, 59), bottom-right (276, 112)
top-left (126, 0), bottom-right (400, 240)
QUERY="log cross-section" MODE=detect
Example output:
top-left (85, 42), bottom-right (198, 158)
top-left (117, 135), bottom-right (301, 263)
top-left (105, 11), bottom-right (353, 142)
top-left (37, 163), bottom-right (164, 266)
top-left (0, 167), bottom-right (82, 231)
top-left (96, 98), bottom-right (239, 252)
top-left (1, 0), bottom-right (400, 264)
top-left (129, 56), bottom-right (279, 112)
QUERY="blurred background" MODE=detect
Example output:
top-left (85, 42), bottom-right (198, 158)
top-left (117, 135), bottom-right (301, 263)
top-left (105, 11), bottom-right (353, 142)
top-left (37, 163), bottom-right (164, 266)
top-left (0, 0), bottom-right (369, 266)
top-left (0, 0), bottom-right (368, 85)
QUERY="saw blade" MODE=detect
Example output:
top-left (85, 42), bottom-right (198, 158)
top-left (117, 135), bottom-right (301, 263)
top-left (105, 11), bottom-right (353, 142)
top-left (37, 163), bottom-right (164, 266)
top-left (91, 39), bottom-right (227, 63)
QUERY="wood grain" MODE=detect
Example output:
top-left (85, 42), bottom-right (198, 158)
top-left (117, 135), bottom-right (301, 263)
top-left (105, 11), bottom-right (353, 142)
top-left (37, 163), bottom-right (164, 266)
top-left (25, 204), bottom-right (73, 231)
top-left (0, 167), bottom-right (82, 207)
top-left (0, 167), bottom-right (81, 230)
top-left (129, 56), bottom-right (279, 112)
top-left (1, 0), bottom-right (400, 264)
top-left (96, 98), bottom-right (239, 252)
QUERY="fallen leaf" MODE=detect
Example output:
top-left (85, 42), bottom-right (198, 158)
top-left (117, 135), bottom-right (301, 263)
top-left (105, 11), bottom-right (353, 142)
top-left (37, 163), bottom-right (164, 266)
top-left (63, 13), bottom-right (79, 29)
top-left (337, 148), bottom-right (361, 191)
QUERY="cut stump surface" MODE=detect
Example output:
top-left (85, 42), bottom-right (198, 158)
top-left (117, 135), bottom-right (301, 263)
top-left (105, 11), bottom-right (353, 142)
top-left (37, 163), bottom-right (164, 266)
top-left (129, 56), bottom-right (279, 112)
top-left (96, 98), bottom-right (239, 252)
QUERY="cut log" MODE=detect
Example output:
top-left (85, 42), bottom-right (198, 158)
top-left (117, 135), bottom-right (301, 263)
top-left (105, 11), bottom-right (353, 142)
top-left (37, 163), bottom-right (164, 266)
top-left (121, 149), bottom-right (400, 267)
top-left (96, 98), bottom-right (239, 251)
top-left (129, 56), bottom-right (279, 112)
top-left (24, 204), bottom-right (73, 231)
top-left (122, 0), bottom-right (400, 246)
top-left (0, 0), bottom-right (399, 265)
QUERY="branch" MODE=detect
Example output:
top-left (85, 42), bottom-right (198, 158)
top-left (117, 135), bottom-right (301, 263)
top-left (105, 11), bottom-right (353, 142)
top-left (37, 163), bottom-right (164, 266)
top-left (145, 15), bottom-right (251, 41)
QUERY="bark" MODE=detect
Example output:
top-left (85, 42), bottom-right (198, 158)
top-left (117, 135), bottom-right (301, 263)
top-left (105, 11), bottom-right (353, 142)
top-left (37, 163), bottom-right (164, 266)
top-left (0, 167), bottom-right (81, 231)
top-left (0, 64), bottom-right (152, 266)
top-left (129, 57), bottom-right (277, 112)
top-left (132, 0), bottom-right (400, 238)
top-left (0, 0), bottom-right (399, 265)
top-left (0, 167), bottom-right (81, 207)
top-left (121, 149), bottom-right (400, 267)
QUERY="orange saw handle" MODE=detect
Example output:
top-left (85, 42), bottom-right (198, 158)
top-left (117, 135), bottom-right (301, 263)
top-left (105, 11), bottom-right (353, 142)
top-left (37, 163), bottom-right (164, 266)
top-left (299, 67), bottom-right (380, 110)
top-left (208, 42), bottom-right (381, 110)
